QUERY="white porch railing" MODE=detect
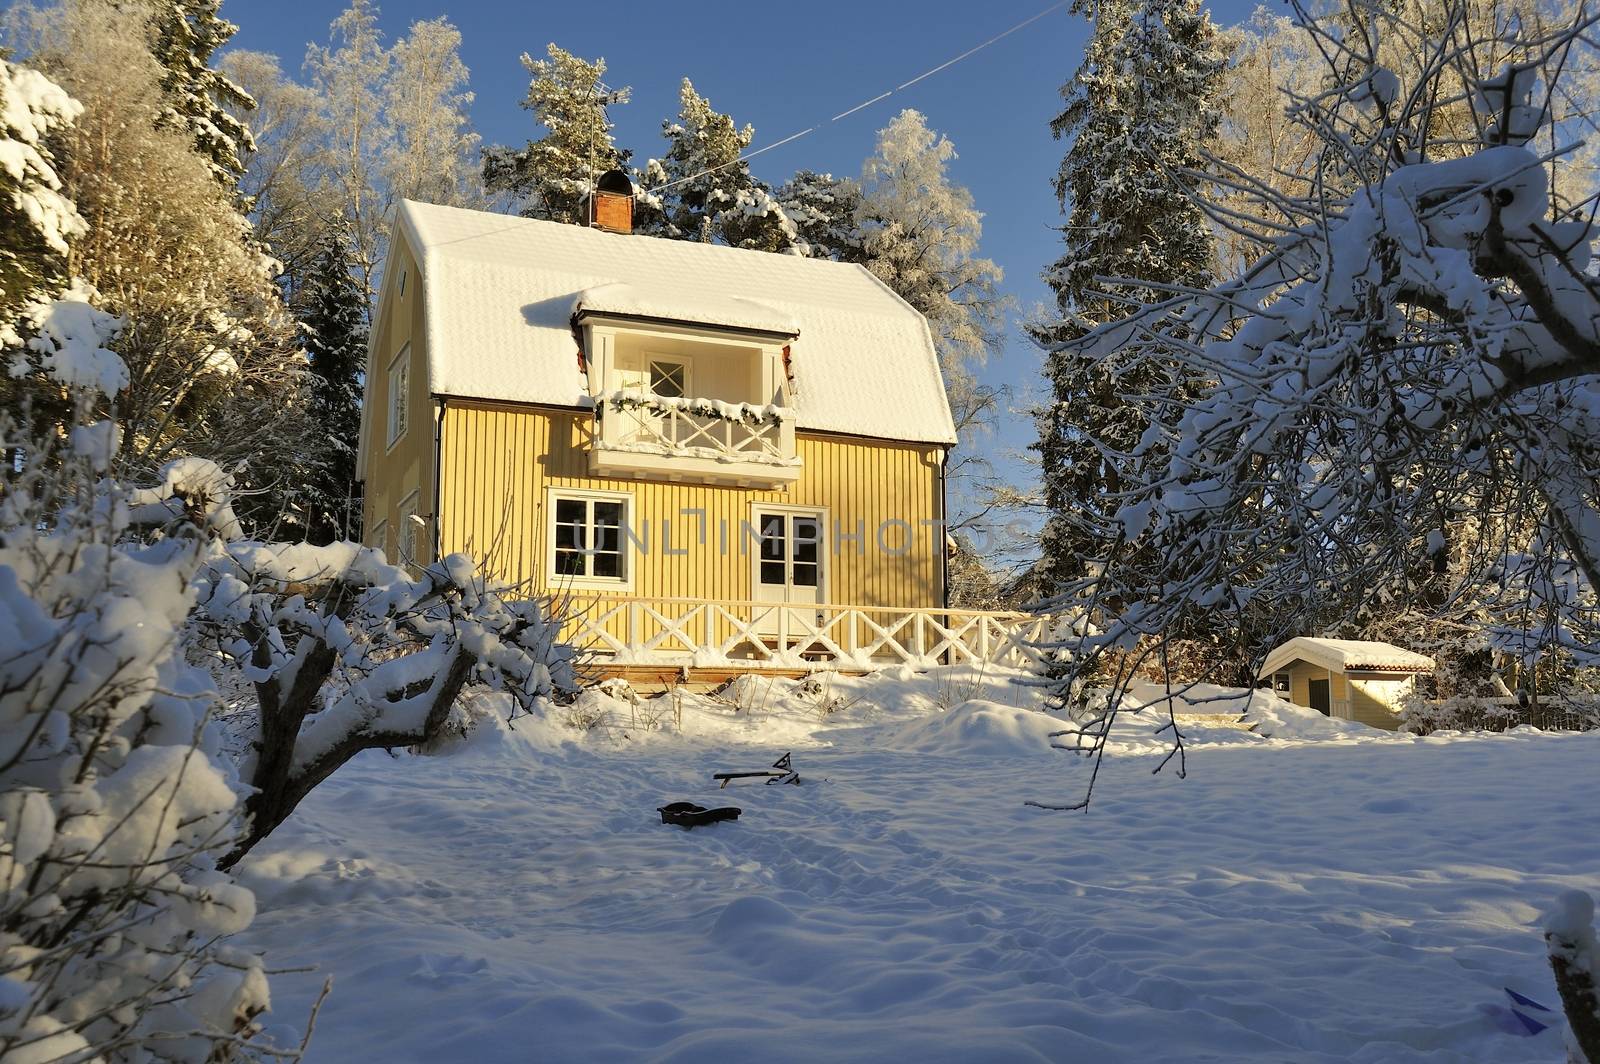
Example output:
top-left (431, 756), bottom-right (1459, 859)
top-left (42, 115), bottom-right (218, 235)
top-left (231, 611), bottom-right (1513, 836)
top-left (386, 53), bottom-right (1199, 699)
top-left (559, 594), bottom-right (1050, 672)
top-left (598, 401), bottom-right (797, 464)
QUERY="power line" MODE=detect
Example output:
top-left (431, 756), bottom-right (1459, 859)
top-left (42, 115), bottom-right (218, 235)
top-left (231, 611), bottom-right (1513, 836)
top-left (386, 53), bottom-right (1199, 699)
top-left (644, 1), bottom-right (1067, 195)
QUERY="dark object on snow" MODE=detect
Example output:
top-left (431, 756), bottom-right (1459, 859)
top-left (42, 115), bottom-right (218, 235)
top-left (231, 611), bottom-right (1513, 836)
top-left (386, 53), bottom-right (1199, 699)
top-left (658, 802), bottom-right (741, 829)
top-left (713, 752), bottom-right (801, 788)
top-left (1503, 988), bottom-right (1551, 1035)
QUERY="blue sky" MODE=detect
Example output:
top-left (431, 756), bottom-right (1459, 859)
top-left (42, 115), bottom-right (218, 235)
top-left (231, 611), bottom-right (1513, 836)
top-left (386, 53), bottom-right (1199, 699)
top-left (223, 0), bottom-right (1263, 502)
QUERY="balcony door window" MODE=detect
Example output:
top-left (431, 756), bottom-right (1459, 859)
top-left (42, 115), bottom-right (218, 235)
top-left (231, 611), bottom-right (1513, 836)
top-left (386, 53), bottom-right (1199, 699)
top-left (549, 489), bottom-right (631, 588)
top-left (649, 358), bottom-right (688, 399)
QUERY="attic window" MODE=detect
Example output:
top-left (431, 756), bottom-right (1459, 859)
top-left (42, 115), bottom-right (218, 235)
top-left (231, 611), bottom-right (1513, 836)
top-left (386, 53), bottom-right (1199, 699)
top-left (399, 269), bottom-right (407, 297)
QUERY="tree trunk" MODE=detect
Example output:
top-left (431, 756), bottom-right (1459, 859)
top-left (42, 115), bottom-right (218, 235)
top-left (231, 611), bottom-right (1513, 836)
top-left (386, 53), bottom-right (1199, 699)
top-left (1548, 922), bottom-right (1600, 1064)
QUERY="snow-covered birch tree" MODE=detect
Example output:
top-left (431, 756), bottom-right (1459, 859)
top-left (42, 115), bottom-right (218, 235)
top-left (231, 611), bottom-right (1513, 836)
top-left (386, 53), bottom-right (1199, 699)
top-left (381, 15), bottom-right (481, 209)
top-left (222, 49), bottom-right (334, 287)
top-left (305, 0), bottom-right (391, 300)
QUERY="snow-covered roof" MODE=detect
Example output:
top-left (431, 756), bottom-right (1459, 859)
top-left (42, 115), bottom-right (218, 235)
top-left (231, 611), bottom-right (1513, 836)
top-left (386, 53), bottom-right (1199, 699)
top-left (1258, 638), bottom-right (1436, 678)
top-left (572, 282), bottom-right (799, 337)
top-left (393, 200), bottom-right (957, 444)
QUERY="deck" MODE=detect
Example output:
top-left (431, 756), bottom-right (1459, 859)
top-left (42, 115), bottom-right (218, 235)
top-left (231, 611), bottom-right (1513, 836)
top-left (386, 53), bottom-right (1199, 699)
top-left (559, 594), bottom-right (1048, 687)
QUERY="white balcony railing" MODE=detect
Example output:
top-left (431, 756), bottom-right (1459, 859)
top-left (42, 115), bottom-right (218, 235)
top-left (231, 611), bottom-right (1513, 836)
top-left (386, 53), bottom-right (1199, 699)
top-left (589, 392), bottom-right (800, 487)
top-left (559, 594), bottom-right (1050, 672)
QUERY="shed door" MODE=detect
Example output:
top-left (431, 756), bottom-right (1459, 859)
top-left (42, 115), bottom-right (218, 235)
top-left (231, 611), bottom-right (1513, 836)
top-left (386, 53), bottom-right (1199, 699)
top-left (1309, 678), bottom-right (1331, 716)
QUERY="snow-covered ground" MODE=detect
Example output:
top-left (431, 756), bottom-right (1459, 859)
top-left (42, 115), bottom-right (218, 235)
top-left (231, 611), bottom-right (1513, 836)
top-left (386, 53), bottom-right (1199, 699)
top-left (235, 667), bottom-right (1600, 1062)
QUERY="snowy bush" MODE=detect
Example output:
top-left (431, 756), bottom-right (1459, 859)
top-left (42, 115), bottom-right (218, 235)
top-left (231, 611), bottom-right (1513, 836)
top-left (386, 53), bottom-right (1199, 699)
top-left (190, 536), bottom-right (576, 866)
top-left (1400, 693), bottom-right (1600, 735)
top-left (0, 331), bottom-right (281, 1056)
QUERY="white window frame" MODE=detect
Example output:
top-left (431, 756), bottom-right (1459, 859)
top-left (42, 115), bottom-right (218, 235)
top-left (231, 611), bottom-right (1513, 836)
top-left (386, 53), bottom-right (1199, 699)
top-left (386, 344), bottom-right (411, 450)
top-left (546, 487), bottom-right (634, 591)
top-left (1272, 672), bottom-right (1291, 694)
top-left (397, 490), bottom-right (421, 564)
top-left (748, 503), bottom-right (828, 600)
top-left (370, 519), bottom-right (390, 558)
top-left (646, 354), bottom-right (692, 399)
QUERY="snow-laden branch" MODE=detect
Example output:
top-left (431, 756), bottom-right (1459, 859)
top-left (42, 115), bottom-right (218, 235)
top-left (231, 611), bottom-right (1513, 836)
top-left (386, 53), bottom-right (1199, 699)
top-left (194, 539), bottom-right (576, 867)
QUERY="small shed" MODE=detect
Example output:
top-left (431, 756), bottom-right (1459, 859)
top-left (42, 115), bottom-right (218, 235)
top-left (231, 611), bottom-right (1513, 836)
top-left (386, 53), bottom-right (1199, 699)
top-left (1257, 638), bottom-right (1435, 729)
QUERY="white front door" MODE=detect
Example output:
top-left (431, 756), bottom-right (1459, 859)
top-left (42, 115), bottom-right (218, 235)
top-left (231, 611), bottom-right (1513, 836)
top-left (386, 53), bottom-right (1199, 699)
top-left (753, 509), bottom-right (825, 641)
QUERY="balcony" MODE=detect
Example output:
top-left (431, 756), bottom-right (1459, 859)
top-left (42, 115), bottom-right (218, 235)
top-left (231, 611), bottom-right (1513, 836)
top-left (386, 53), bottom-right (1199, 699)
top-left (589, 390), bottom-right (801, 488)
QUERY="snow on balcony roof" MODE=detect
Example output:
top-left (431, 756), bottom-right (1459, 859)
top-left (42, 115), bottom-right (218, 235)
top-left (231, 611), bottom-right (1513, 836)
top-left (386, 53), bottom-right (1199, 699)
top-left (573, 282), bottom-right (799, 337)
top-left (1258, 638), bottom-right (1436, 679)
top-left (395, 200), bottom-right (956, 444)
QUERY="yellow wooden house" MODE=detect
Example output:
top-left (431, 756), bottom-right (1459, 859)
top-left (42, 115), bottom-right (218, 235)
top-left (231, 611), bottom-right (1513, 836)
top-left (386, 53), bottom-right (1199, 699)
top-left (356, 183), bottom-right (1041, 677)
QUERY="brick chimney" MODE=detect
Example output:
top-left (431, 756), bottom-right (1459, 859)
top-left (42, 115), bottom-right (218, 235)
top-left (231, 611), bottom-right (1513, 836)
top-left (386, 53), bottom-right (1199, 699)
top-left (589, 169), bottom-right (634, 235)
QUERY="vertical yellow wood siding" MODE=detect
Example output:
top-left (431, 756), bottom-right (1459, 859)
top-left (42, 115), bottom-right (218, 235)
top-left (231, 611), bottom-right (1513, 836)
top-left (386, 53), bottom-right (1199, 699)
top-left (359, 232), bottom-right (435, 563)
top-left (435, 400), bottom-right (945, 609)
top-left (1288, 661), bottom-right (1348, 716)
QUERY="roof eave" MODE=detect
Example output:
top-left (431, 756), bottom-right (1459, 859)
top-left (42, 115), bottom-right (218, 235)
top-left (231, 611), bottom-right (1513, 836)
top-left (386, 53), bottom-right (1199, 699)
top-left (572, 308), bottom-right (800, 342)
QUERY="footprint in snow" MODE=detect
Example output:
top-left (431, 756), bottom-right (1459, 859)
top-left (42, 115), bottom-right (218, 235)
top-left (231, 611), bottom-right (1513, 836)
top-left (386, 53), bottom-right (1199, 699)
top-left (410, 952), bottom-right (491, 983)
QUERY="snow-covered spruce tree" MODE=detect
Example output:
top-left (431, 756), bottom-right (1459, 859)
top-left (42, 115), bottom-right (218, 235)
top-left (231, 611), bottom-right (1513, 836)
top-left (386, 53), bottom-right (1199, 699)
top-left (482, 43), bottom-right (630, 224)
top-left (0, 56), bottom-right (88, 435)
top-left (382, 16), bottom-right (481, 209)
top-left (776, 169), bottom-right (864, 260)
top-left (649, 78), bottom-right (799, 252)
top-left (1040, 1), bottom-right (1600, 796)
top-left (148, 0), bottom-right (256, 187)
top-left (295, 226), bottom-right (367, 544)
top-left (1030, 0), bottom-right (1229, 602)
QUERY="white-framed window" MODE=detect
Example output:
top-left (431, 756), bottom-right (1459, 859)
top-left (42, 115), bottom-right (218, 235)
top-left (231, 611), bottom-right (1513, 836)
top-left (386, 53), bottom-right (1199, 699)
top-left (547, 488), bottom-right (633, 588)
top-left (1272, 672), bottom-right (1291, 694)
top-left (397, 491), bottom-right (421, 563)
top-left (648, 357), bottom-right (689, 398)
top-left (386, 344), bottom-right (411, 448)
top-left (750, 504), bottom-right (827, 600)
top-left (370, 519), bottom-right (389, 557)
top-left (398, 269), bottom-right (407, 297)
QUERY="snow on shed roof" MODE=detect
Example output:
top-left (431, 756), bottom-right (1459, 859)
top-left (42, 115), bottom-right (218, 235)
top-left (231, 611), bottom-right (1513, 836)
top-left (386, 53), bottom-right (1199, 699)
top-left (395, 200), bottom-right (957, 444)
top-left (1259, 638), bottom-right (1436, 679)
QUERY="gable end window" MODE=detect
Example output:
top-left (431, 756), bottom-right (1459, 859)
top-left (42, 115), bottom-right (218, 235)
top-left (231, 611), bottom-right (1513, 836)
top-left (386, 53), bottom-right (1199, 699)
top-left (387, 344), bottom-right (410, 448)
top-left (548, 489), bottom-right (632, 587)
